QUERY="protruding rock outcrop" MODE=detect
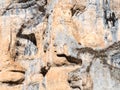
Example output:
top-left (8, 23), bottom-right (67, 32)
top-left (0, 61), bottom-right (25, 85)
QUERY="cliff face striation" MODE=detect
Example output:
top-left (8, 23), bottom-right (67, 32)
top-left (0, 0), bottom-right (120, 90)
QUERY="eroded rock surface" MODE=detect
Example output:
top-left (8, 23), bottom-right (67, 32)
top-left (0, 0), bottom-right (120, 90)
top-left (68, 41), bottom-right (120, 90)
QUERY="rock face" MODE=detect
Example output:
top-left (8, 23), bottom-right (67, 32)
top-left (0, 0), bottom-right (120, 90)
top-left (68, 42), bottom-right (120, 90)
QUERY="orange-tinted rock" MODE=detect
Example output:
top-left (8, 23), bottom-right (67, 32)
top-left (0, 71), bottom-right (24, 84)
top-left (0, 0), bottom-right (119, 90)
top-left (46, 66), bottom-right (80, 90)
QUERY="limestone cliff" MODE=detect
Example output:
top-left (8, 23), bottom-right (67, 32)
top-left (0, 0), bottom-right (120, 90)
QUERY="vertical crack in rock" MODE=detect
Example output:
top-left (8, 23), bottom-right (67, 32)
top-left (103, 0), bottom-right (119, 43)
top-left (40, 62), bottom-right (51, 89)
top-left (8, 29), bottom-right (12, 51)
top-left (43, 0), bottom-right (58, 53)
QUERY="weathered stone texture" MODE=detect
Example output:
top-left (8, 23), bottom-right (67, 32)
top-left (0, 0), bottom-right (120, 90)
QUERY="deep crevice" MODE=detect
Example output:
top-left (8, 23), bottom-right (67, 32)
top-left (40, 63), bottom-right (51, 77)
top-left (18, 0), bottom-right (29, 3)
top-left (16, 25), bottom-right (37, 46)
top-left (57, 54), bottom-right (82, 65)
top-left (71, 4), bottom-right (86, 16)
top-left (9, 70), bottom-right (25, 74)
top-left (1, 78), bottom-right (24, 86)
